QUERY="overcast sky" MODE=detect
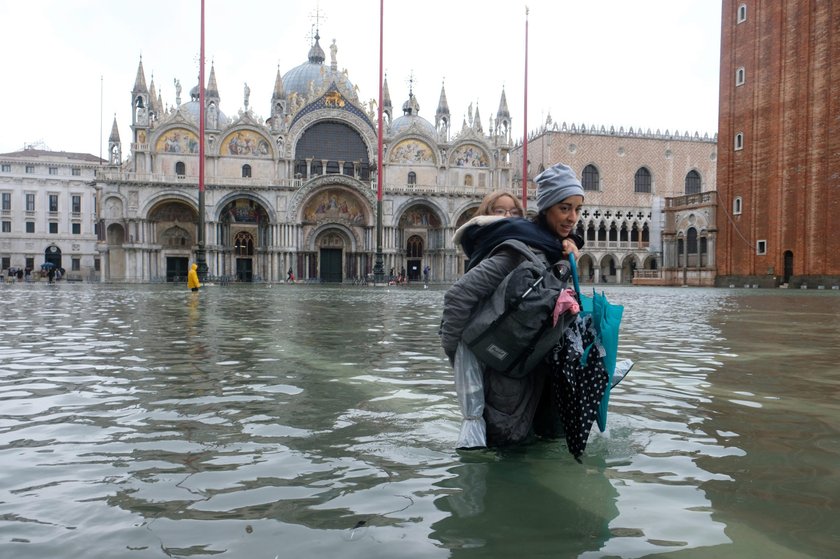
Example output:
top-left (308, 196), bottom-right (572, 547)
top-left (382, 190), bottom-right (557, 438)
top-left (0, 0), bottom-right (722, 158)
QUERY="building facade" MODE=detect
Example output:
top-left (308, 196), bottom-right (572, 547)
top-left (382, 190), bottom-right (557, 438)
top-left (0, 148), bottom-right (102, 281)
top-left (511, 122), bottom-right (718, 285)
top-left (716, 0), bottom-right (840, 287)
top-left (96, 31), bottom-right (516, 283)
top-left (5, 24), bottom-right (724, 287)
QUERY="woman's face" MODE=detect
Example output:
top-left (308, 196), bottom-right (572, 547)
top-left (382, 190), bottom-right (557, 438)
top-left (544, 195), bottom-right (584, 239)
top-left (489, 195), bottom-right (522, 217)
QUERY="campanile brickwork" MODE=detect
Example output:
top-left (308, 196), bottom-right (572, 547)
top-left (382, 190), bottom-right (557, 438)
top-left (716, 0), bottom-right (840, 287)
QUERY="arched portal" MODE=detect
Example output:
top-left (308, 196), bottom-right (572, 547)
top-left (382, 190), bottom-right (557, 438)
top-left (784, 250), bottom-right (794, 284)
top-left (219, 198), bottom-right (271, 282)
top-left (315, 229), bottom-right (350, 283)
top-left (44, 244), bottom-right (62, 270)
top-left (149, 200), bottom-right (199, 282)
top-left (398, 203), bottom-right (443, 282)
top-left (233, 230), bottom-right (256, 281)
top-left (406, 235), bottom-right (424, 281)
top-left (301, 186), bottom-right (371, 281)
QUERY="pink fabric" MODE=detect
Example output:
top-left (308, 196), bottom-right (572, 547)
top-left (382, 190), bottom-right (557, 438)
top-left (553, 289), bottom-right (580, 325)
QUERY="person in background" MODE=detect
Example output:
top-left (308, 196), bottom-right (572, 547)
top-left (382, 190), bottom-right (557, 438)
top-left (441, 165), bottom-right (585, 447)
top-left (475, 190), bottom-right (524, 219)
top-left (187, 263), bottom-right (201, 292)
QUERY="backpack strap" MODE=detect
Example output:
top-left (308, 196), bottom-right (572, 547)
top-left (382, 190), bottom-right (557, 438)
top-left (486, 239), bottom-right (554, 269)
top-left (487, 239), bottom-right (570, 284)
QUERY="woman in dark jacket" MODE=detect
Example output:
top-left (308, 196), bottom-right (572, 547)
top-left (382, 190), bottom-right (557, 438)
top-left (441, 163), bottom-right (585, 446)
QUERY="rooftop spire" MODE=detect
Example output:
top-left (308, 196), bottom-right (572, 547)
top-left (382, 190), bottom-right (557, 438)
top-left (402, 73), bottom-right (420, 116)
top-left (496, 87), bottom-right (510, 119)
top-left (206, 63), bottom-right (219, 100)
top-left (382, 75), bottom-right (392, 111)
top-left (109, 114), bottom-right (121, 142)
top-left (132, 55), bottom-right (148, 94)
top-left (272, 65), bottom-right (286, 100)
top-left (308, 30), bottom-right (325, 64)
top-left (436, 80), bottom-right (450, 117)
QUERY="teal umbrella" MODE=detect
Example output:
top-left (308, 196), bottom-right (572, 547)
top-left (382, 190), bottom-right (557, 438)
top-left (568, 254), bottom-right (625, 432)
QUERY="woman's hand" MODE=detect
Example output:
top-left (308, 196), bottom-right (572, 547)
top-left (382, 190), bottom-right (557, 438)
top-left (562, 238), bottom-right (579, 259)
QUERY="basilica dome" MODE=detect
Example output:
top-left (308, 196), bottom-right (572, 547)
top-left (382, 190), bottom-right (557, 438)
top-left (180, 98), bottom-right (229, 128)
top-left (177, 76), bottom-right (229, 128)
top-left (283, 33), bottom-right (355, 100)
top-left (390, 92), bottom-right (436, 138)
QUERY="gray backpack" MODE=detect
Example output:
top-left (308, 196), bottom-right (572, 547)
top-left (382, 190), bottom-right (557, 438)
top-left (462, 240), bottom-right (574, 378)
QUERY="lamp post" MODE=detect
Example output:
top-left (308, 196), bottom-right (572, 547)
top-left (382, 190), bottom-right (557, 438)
top-left (195, 0), bottom-right (208, 281)
top-left (372, 0), bottom-right (386, 285)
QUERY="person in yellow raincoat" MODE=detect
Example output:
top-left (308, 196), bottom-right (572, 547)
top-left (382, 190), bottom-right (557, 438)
top-left (187, 263), bottom-right (201, 292)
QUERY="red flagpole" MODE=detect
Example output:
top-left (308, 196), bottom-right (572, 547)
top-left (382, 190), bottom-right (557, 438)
top-left (373, 0), bottom-right (385, 283)
top-left (377, 0), bottom-right (384, 207)
top-left (196, 0), bottom-right (208, 280)
top-left (199, 0), bottom-right (205, 197)
top-left (522, 6), bottom-right (529, 210)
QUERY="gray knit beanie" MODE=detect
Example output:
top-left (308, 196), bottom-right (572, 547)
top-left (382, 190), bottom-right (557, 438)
top-left (535, 163), bottom-right (585, 213)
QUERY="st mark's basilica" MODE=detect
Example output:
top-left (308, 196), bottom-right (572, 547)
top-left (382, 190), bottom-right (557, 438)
top-left (96, 27), bottom-right (519, 284)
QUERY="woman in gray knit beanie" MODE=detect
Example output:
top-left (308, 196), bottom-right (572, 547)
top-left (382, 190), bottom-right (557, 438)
top-left (534, 162), bottom-right (585, 257)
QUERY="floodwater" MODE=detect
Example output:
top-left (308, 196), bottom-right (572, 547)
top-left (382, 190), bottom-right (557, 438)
top-left (1, 282), bottom-right (838, 559)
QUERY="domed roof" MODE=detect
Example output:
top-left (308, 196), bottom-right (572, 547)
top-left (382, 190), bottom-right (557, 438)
top-left (178, 100), bottom-right (229, 128)
top-left (390, 114), bottom-right (437, 138)
top-left (390, 92), bottom-right (436, 137)
top-left (282, 32), bottom-right (354, 100)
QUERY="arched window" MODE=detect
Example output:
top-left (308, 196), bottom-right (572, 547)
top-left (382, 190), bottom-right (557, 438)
top-left (619, 223), bottom-right (628, 242)
top-left (736, 67), bottom-right (746, 86)
top-left (343, 162), bottom-right (354, 176)
top-left (687, 227), bottom-right (698, 254)
top-left (242, 164), bottom-right (252, 178)
top-left (733, 196), bottom-right (743, 215)
top-left (685, 170), bottom-right (701, 195)
top-left (234, 231), bottom-right (254, 256)
top-left (406, 235), bottom-right (423, 258)
top-left (735, 132), bottom-right (744, 150)
top-left (634, 167), bottom-right (652, 193)
top-left (311, 161), bottom-right (323, 175)
top-left (582, 164), bottom-right (599, 191)
top-left (608, 223), bottom-right (618, 242)
top-left (408, 171), bottom-right (417, 185)
top-left (464, 174), bottom-right (473, 187)
top-left (175, 161), bottom-right (186, 177)
top-left (586, 222), bottom-right (596, 242)
top-left (597, 222), bottom-right (607, 242)
top-left (326, 161), bottom-right (340, 174)
top-left (737, 3), bottom-right (747, 23)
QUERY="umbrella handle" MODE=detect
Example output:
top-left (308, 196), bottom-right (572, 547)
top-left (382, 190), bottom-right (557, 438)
top-left (569, 253), bottom-right (581, 299)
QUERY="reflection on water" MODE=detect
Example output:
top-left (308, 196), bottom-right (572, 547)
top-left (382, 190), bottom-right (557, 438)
top-left (1, 283), bottom-right (838, 558)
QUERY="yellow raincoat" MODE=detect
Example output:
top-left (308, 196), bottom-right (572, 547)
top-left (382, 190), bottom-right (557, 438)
top-left (187, 263), bottom-right (201, 291)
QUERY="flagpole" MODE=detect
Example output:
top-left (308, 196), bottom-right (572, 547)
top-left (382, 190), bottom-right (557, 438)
top-left (373, 0), bottom-right (386, 285)
top-left (522, 6), bottom-right (529, 210)
top-left (196, 0), bottom-right (208, 281)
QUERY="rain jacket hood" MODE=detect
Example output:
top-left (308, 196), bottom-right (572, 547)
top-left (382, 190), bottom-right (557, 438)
top-left (187, 264), bottom-right (201, 290)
